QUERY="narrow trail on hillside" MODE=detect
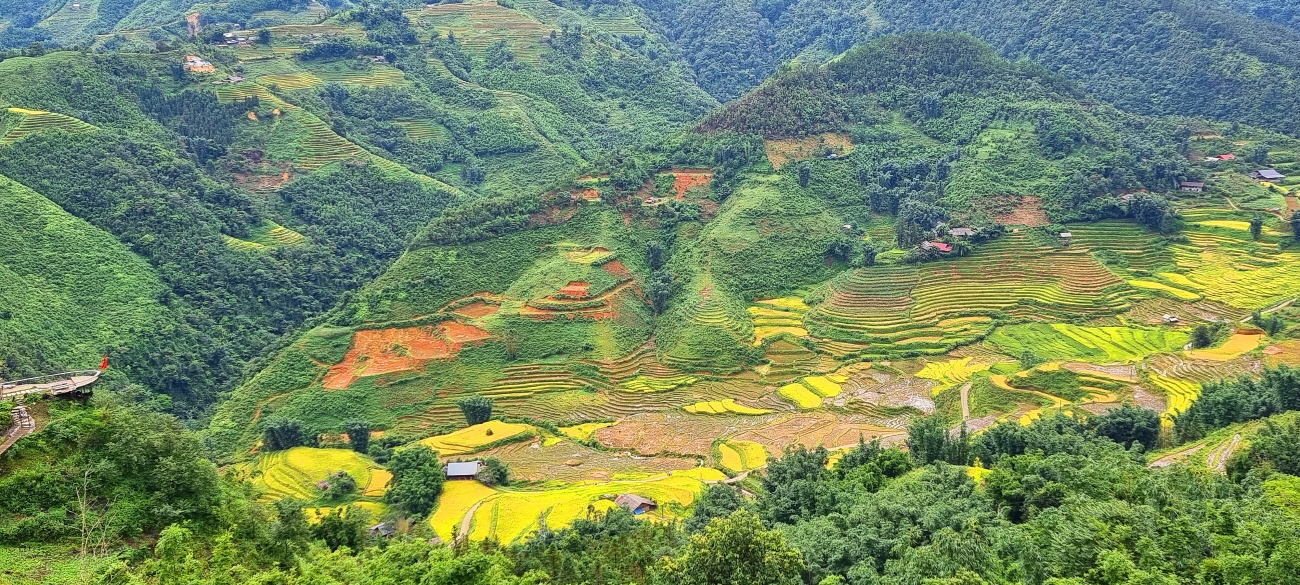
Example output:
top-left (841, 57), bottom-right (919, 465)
top-left (960, 381), bottom-right (972, 420)
top-left (0, 398), bottom-right (34, 456)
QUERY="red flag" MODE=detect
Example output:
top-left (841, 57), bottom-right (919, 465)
top-left (99, 356), bottom-right (109, 370)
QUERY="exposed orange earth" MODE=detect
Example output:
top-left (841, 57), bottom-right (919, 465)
top-left (452, 301), bottom-right (499, 318)
top-left (669, 169), bottom-right (713, 198)
top-left (600, 259), bottom-right (634, 280)
top-left (557, 281), bottom-right (592, 298)
top-left (323, 322), bottom-right (491, 389)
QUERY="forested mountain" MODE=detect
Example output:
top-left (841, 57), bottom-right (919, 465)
top-left (639, 0), bottom-right (1300, 134)
top-left (0, 1), bottom-right (717, 416)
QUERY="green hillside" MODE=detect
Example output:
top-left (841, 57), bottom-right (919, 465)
top-left (0, 175), bottom-right (166, 378)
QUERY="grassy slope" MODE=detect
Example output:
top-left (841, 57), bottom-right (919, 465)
top-left (0, 174), bottom-right (165, 374)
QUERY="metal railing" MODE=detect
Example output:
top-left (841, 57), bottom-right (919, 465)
top-left (0, 370), bottom-right (102, 393)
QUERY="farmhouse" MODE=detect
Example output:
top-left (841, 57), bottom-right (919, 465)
top-left (950, 227), bottom-right (976, 238)
top-left (182, 55), bottom-right (216, 74)
top-left (920, 241), bottom-right (953, 253)
top-left (1218, 154), bottom-right (1236, 160)
top-left (1251, 169), bottom-right (1286, 181)
top-left (1180, 182), bottom-right (1205, 192)
top-left (614, 493), bottom-right (657, 514)
top-left (444, 460), bottom-right (483, 480)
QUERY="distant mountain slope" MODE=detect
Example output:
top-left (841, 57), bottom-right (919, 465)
top-left (0, 174), bottom-right (165, 379)
top-left (207, 32), bottom-right (1202, 457)
top-left (640, 0), bottom-right (1300, 134)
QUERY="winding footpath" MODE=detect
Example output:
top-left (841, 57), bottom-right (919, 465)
top-left (0, 398), bottom-right (34, 456)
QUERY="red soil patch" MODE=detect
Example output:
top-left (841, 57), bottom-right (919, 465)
top-left (439, 321), bottom-right (492, 343)
top-left (669, 169), bottom-right (713, 199)
top-left (600, 260), bottom-right (633, 280)
top-left (453, 300), bottom-right (499, 318)
top-left (994, 195), bottom-right (1050, 227)
top-left (323, 323), bottom-right (490, 389)
top-left (578, 188), bottom-right (601, 201)
top-left (558, 281), bottom-right (592, 298)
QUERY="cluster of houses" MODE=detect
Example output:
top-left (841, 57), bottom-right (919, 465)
top-left (182, 55), bottom-right (215, 73)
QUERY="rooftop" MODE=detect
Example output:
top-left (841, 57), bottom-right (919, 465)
top-left (445, 461), bottom-right (482, 476)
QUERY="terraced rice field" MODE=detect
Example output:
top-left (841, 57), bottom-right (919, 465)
top-left (252, 447), bottom-right (385, 501)
top-left (1185, 332), bottom-right (1265, 361)
top-left (748, 297), bottom-right (809, 345)
top-left (1148, 374), bottom-right (1202, 425)
top-left (617, 375), bottom-right (696, 392)
top-left (257, 72), bottom-right (324, 90)
top-left (416, 0), bottom-right (551, 62)
top-left (558, 422), bottom-right (614, 441)
top-left (463, 469), bottom-right (724, 543)
top-left (683, 399), bottom-right (771, 415)
top-left (717, 440), bottom-right (769, 472)
top-left (428, 479), bottom-right (500, 541)
top-left (419, 421), bottom-right (535, 455)
top-left (1064, 221), bottom-right (1172, 271)
top-left (915, 357), bottom-right (992, 395)
top-left (223, 234), bottom-right (267, 251)
top-left (987, 324), bottom-right (1188, 362)
top-left (316, 68), bottom-right (406, 87)
top-left (778, 375), bottom-right (845, 408)
top-left (395, 119), bottom-right (446, 141)
top-left (1, 107), bottom-right (97, 145)
top-left (1169, 228), bottom-right (1300, 309)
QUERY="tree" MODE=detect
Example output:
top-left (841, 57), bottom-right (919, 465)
top-left (257, 29), bottom-right (271, 45)
top-left (646, 240), bottom-right (665, 271)
top-left (346, 420), bottom-right (371, 453)
top-left (760, 446), bottom-right (836, 523)
top-left (650, 270), bottom-right (673, 315)
top-left (685, 485), bottom-right (744, 533)
top-left (1129, 193), bottom-right (1173, 232)
top-left (1249, 144), bottom-right (1270, 165)
top-left (856, 242), bottom-right (880, 267)
top-left (797, 162), bottom-right (812, 187)
top-left (475, 457), bottom-right (510, 486)
top-left (659, 509), bottom-right (804, 585)
top-left (384, 445), bottom-right (444, 516)
top-left (1090, 404), bottom-right (1159, 450)
top-left (456, 395), bottom-right (494, 425)
top-left (320, 471), bottom-right (358, 500)
top-left (1250, 214), bottom-right (1265, 240)
top-left (1020, 350), bottom-right (1045, 370)
top-left (906, 415), bottom-right (971, 465)
top-left (1291, 211), bottom-right (1300, 238)
top-left (263, 418), bottom-right (306, 451)
top-left (311, 506), bottom-right (370, 551)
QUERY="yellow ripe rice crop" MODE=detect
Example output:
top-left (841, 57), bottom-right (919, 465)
top-left (1127, 280), bottom-right (1201, 300)
top-left (1149, 374), bottom-right (1202, 425)
top-left (465, 471), bottom-right (720, 543)
top-left (801, 376), bottom-right (844, 397)
top-left (1156, 273), bottom-right (1203, 290)
top-left (683, 399), bottom-right (772, 415)
top-left (756, 297), bottom-right (810, 310)
top-left (778, 382), bottom-right (823, 408)
top-left (363, 469), bottom-right (392, 497)
top-left (1194, 220), bottom-right (1283, 236)
top-left (558, 422), bottom-right (614, 442)
top-left (916, 357), bottom-right (992, 395)
top-left (428, 480), bottom-right (501, 541)
top-left (618, 375), bottom-right (696, 392)
top-left (304, 501), bottom-right (386, 523)
top-left (752, 326), bottom-right (809, 345)
top-left (718, 440), bottom-right (769, 472)
top-left (419, 421), bottom-right (534, 455)
top-left (1185, 333), bottom-right (1265, 361)
top-left (253, 447), bottom-right (383, 501)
